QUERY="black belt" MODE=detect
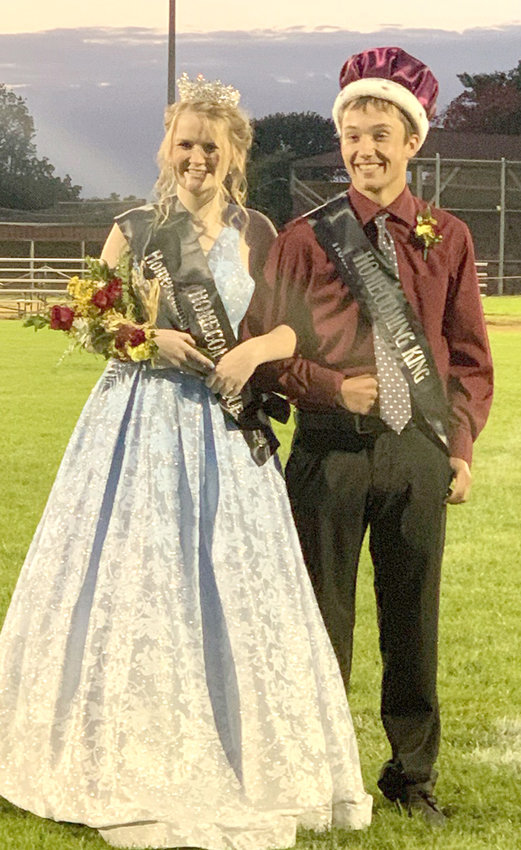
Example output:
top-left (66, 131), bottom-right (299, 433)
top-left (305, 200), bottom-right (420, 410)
top-left (296, 408), bottom-right (416, 436)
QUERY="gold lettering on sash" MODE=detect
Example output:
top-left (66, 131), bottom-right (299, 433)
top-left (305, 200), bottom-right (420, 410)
top-left (144, 249), bottom-right (174, 286)
top-left (185, 287), bottom-right (229, 358)
top-left (351, 249), bottom-right (431, 383)
top-left (184, 285), bottom-right (243, 411)
top-left (402, 344), bottom-right (430, 383)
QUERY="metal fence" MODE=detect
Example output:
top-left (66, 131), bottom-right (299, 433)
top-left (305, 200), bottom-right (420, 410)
top-left (410, 156), bottom-right (521, 295)
top-left (291, 155), bottom-right (521, 295)
top-left (0, 257), bottom-right (83, 318)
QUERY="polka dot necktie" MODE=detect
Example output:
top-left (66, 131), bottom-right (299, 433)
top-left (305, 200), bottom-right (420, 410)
top-left (372, 213), bottom-right (412, 433)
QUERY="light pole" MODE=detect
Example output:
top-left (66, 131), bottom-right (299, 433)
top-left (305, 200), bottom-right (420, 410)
top-left (167, 0), bottom-right (176, 104)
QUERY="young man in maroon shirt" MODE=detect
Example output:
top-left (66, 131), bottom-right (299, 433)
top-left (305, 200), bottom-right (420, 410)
top-left (242, 47), bottom-right (493, 824)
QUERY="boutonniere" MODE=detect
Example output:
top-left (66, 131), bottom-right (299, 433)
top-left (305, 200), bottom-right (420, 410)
top-left (415, 207), bottom-right (443, 260)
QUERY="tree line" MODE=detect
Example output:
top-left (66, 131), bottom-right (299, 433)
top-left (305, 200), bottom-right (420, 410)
top-left (0, 84), bottom-right (81, 210)
top-left (1, 61), bottom-right (520, 224)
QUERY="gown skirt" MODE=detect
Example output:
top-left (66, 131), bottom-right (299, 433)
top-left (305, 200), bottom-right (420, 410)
top-left (0, 228), bottom-right (371, 849)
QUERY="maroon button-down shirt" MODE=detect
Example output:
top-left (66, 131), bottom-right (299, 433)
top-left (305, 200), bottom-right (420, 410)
top-left (242, 185), bottom-right (493, 465)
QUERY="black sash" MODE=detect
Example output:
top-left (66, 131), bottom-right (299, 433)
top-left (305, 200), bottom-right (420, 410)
top-left (306, 195), bottom-right (449, 453)
top-left (116, 201), bottom-right (287, 466)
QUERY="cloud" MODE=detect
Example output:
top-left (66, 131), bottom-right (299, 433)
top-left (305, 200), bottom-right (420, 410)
top-left (1, 24), bottom-right (520, 197)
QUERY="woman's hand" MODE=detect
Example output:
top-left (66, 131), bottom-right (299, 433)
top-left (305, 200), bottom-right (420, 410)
top-left (205, 325), bottom-right (297, 398)
top-left (205, 338), bottom-right (262, 398)
top-left (155, 329), bottom-right (213, 376)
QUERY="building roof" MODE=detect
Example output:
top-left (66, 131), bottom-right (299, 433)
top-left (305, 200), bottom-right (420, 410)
top-left (421, 127), bottom-right (521, 160)
top-left (0, 222), bottom-right (109, 241)
top-left (0, 199), bottom-right (147, 242)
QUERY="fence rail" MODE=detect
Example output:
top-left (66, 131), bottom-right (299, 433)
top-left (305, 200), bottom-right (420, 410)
top-left (0, 253), bottom-right (492, 322)
top-left (0, 258), bottom-right (84, 318)
top-left (0, 290), bottom-right (69, 319)
top-left (0, 256), bottom-right (87, 288)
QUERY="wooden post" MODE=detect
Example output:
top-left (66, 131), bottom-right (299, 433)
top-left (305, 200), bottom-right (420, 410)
top-left (29, 239), bottom-right (35, 288)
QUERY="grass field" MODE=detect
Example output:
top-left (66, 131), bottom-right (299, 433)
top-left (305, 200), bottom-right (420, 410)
top-left (0, 320), bottom-right (520, 849)
top-left (482, 295), bottom-right (521, 320)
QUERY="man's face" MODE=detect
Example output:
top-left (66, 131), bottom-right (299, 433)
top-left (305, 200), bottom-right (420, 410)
top-left (340, 102), bottom-right (420, 206)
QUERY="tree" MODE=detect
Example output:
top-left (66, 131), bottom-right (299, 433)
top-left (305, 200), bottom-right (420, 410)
top-left (248, 112), bottom-right (337, 227)
top-left (251, 111), bottom-right (337, 160)
top-left (0, 83), bottom-right (81, 209)
top-left (439, 61), bottom-right (521, 135)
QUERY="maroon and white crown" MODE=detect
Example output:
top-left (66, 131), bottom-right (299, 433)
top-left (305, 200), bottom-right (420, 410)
top-left (332, 47), bottom-right (438, 144)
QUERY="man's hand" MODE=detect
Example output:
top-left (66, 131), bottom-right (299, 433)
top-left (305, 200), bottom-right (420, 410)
top-left (155, 329), bottom-right (213, 376)
top-left (336, 374), bottom-right (378, 415)
top-left (446, 457), bottom-right (472, 504)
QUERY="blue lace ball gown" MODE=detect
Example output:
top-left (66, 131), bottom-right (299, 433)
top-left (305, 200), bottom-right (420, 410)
top-left (0, 226), bottom-right (372, 849)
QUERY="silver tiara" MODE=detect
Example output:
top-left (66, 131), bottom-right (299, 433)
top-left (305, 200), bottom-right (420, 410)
top-left (177, 72), bottom-right (241, 107)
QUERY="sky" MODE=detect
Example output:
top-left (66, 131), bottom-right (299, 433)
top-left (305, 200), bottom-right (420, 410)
top-left (1, 2), bottom-right (521, 199)
top-left (3, 0), bottom-right (521, 34)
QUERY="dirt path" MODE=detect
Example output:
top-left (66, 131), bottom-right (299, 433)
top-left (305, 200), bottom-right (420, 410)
top-left (485, 318), bottom-right (521, 331)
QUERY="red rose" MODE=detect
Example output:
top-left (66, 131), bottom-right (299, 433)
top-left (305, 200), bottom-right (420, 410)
top-left (128, 327), bottom-right (146, 347)
top-left (91, 288), bottom-right (110, 311)
top-left (106, 277), bottom-right (123, 303)
top-left (91, 278), bottom-right (122, 311)
top-left (49, 304), bottom-right (75, 331)
top-left (114, 324), bottom-right (146, 350)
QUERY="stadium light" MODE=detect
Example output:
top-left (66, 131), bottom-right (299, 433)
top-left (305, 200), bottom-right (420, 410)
top-left (168, 0), bottom-right (176, 104)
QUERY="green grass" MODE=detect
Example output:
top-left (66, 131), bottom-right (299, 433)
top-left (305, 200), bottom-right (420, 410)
top-left (483, 295), bottom-right (521, 318)
top-left (1, 321), bottom-right (521, 849)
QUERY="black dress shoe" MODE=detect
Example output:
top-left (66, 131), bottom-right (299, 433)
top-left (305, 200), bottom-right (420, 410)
top-left (403, 787), bottom-right (447, 827)
top-left (378, 761), bottom-right (446, 827)
top-left (377, 759), bottom-right (408, 801)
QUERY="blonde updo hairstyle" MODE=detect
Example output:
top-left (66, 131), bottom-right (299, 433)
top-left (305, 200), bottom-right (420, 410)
top-left (155, 99), bottom-right (253, 224)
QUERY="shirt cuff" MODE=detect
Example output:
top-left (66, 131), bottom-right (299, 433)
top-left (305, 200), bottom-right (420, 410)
top-left (281, 366), bottom-right (345, 408)
top-left (448, 427), bottom-right (473, 466)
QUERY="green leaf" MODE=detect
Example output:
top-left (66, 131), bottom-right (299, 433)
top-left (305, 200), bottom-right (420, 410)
top-left (23, 314), bottom-right (49, 330)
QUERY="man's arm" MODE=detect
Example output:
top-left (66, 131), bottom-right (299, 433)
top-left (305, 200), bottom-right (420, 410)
top-left (242, 221), bottom-right (364, 408)
top-left (444, 222), bottom-right (494, 499)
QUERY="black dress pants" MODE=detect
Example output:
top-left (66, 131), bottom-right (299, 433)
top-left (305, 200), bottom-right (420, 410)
top-left (285, 419), bottom-right (453, 785)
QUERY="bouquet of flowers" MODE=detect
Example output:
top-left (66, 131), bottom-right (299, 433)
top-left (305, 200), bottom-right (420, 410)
top-left (25, 256), bottom-right (159, 363)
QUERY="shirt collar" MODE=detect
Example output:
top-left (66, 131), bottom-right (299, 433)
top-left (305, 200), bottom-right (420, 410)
top-left (347, 184), bottom-right (417, 229)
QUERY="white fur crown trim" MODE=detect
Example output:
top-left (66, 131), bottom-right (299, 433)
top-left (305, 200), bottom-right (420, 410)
top-left (332, 77), bottom-right (429, 143)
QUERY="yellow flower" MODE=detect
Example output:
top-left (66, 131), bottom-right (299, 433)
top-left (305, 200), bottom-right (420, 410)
top-left (127, 341), bottom-right (155, 362)
top-left (415, 207), bottom-right (443, 260)
top-left (67, 276), bottom-right (95, 300)
top-left (66, 276), bottom-right (100, 316)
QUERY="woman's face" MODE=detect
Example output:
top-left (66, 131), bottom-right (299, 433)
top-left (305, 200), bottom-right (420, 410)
top-left (171, 110), bottom-right (230, 201)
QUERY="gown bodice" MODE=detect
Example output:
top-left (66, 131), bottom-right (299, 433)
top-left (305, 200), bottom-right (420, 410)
top-left (155, 225), bottom-right (254, 336)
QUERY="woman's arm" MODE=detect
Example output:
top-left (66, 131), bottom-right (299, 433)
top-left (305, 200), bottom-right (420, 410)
top-left (100, 225), bottom-right (213, 375)
top-left (205, 209), bottom-right (294, 397)
top-left (204, 324), bottom-right (296, 398)
top-left (100, 224), bottom-right (128, 267)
